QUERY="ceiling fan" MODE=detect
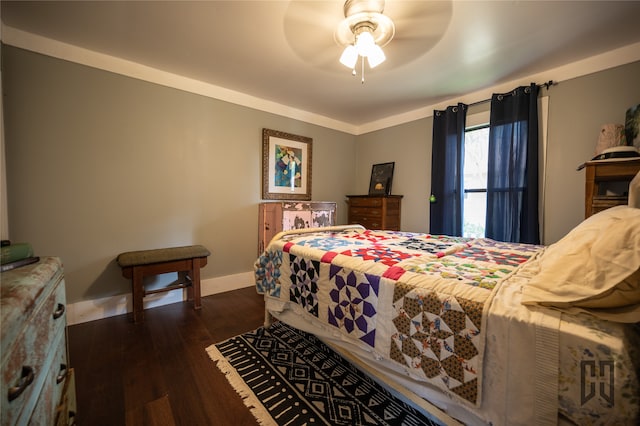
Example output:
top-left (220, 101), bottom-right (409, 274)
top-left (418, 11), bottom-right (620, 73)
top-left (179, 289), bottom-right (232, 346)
top-left (334, 0), bottom-right (396, 79)
top-left (283, 0), bottom-right (453, 79)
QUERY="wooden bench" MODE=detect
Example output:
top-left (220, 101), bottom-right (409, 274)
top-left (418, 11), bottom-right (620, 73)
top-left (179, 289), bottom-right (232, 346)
top-left (117, 245), bottom-right (210, 323)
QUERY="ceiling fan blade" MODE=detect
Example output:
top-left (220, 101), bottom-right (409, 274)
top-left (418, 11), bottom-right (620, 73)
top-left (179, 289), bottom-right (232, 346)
top-left (283, 1), bottom-right (345, 68)
top-left (385, 1), bottom-right (452, 40)
top-left (283, 0), bottom-right (454, 71)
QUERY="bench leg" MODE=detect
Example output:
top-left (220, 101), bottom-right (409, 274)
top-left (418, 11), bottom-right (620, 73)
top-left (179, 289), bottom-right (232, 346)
top-left (132, 266), bottom-right (145, 324)
top-left (191, 258), bottom-right (202, 310)
top-left (124, 257), bottom-right (206, 323)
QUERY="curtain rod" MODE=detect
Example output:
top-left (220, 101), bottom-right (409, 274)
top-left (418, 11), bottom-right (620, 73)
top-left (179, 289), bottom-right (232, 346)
top-left (467, 80), bottom-right (556, 108)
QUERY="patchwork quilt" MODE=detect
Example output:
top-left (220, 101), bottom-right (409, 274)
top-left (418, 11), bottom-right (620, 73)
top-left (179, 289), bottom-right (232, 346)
top-left (255, 228), bottom-right (543, 407)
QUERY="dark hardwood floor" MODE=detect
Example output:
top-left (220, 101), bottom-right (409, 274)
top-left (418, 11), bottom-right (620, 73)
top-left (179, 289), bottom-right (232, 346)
top-left (67, 286), bottom-right (266, 426)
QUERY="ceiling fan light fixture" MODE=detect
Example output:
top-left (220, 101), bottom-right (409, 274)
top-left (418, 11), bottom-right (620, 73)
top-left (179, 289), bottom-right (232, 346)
top-left (367, 44), bottom-right (386, 68)
top-left (355, 28), bottom-right (376, 57)
top-left (340, 45), bottom-right (358, 68)
top-left (334, 0), bottom-right (395, 79)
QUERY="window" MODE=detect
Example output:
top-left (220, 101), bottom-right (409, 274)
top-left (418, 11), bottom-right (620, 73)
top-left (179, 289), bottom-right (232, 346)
top-left (460, 97), bottom-right (547, 240)
top-left (463, 125), bottom-right (489, 238)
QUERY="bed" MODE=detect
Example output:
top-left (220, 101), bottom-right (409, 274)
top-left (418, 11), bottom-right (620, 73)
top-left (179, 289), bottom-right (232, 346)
top-left (254, 205), bottom-right (640, 426)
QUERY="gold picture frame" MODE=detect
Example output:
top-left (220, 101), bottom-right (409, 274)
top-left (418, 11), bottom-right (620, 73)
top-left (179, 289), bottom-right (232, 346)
top-left (262, 128), bottom-right (312, 200)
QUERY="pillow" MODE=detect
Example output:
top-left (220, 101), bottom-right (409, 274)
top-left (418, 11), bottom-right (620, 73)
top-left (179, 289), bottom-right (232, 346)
top-left (521, 205), bottom-right (640, 322)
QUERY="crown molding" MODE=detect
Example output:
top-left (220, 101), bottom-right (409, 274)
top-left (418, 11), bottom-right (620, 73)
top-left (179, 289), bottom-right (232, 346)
top-left (3, 24), bottom-right (639, 136)
top-left (1, 25), bottom-right (358, 135)
top-left (357, 41), bottom-right (640, 135)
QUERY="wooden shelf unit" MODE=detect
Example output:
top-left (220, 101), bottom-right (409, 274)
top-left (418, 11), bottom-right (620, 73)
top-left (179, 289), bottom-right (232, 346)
top-left (584, 158), bottom-right (640, 218)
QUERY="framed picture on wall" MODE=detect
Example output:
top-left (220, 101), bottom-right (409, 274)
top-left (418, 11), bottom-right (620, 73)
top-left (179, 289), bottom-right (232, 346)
top-left (262, 128), bottom-right (312, 200)
top-left (368, 162), bottom-right (394, 196)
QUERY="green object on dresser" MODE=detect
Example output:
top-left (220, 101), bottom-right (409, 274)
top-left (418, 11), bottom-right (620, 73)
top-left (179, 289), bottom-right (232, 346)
top-left (0, 243), bottom-right (34, 264)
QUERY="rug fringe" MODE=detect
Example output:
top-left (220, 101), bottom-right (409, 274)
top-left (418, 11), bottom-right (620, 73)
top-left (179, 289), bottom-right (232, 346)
top-left (206, 344), bottom-right (277, 426)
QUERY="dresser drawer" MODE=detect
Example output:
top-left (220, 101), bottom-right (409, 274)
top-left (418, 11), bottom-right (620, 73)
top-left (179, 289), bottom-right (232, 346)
top-left (349, 217), bottom-right (383, 229)
top-left (1, 272), bottom-right (66, 425)
top-left (29, 330), bottom-right (69, 425)
top-left (346, 195), bottom-right (403, 231)
top-left (349, 207), bottom-right (382, 219)
top-left (349, 208), bottom-right (383, 229)
top-left (1, 258), bottom-right (64, 358)
top-left (347, 197), bottom-right (383, 208)
top-left (55, 367), bottom-right (76, 426)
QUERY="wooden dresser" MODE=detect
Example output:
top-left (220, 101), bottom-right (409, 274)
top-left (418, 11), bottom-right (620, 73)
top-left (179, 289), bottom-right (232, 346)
top-left (258, 201), bottom-right (337, 253)
top-left (346, 195), bottom-right (403, 231)
top-left (1, 257), bottom-right (76, 425)
top-left (584, 158), bottom-right (640, 218)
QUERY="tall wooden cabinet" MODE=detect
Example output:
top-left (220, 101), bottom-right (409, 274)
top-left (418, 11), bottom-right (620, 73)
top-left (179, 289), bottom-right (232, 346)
top-left (346, 195), bottom-right (403, 231)
top-left (1, 257), bottom-right (76, 426)
top-left (258, 201), bottom-right (337, 253)
top-left (584, 158), bottom-right (640, 218)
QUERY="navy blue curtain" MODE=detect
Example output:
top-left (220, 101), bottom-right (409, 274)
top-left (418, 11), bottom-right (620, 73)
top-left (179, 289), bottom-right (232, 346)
top-left (430, 103), bottom-right (467, 236)
top-left (486, 84), bottom-right (540, 244)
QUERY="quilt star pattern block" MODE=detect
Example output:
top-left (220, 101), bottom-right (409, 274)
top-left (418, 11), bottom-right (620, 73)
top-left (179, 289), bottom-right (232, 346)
top-left (254, 249), bottom-right (283, 297)
top-left (327, 264), bottom-right (380, 348)
top-left (391, 282), bottom-right (483, 404)
top-left (289, 254), bottom-right (321, 317)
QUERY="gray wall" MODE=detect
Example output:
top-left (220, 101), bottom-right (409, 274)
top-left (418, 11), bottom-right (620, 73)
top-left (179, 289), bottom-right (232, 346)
top-left (354, 119), bottom-right (432, 232)
top-left (3, 43), bottom-right (639, 306)
top-left (355, 60), bottom-right (640, 244)
top-left (2, 46), bottom-right (356, 303)
top-left (543, 61), bottom-right (640, 243)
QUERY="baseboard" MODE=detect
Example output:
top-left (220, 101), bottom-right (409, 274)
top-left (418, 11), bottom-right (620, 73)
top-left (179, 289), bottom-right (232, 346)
top-left (66, 271), bottom-right (255, 325)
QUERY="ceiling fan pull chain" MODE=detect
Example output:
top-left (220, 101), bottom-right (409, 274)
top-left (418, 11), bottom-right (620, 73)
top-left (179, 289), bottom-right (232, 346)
top-left (361, 57), bottom-right (365, 84)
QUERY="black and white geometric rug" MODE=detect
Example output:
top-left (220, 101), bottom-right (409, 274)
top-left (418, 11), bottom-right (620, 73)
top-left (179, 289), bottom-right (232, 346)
top-left (207, 321), bottom-right (445, 426)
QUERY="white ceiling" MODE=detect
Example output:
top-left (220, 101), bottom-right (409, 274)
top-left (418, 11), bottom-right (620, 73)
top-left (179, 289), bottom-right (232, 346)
top-left (2, 1), bottom-right (640, 133)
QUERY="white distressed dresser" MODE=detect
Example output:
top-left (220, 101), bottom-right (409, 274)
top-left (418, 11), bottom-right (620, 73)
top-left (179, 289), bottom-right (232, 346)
top-left (1, 257), bottom-right (76, 425)
top-left (258, 201), bottom-right (337, 254)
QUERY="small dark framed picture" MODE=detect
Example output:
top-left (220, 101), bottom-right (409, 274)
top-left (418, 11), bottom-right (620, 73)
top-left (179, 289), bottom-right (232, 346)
top-left (368, 162), bottom-right (394, 196)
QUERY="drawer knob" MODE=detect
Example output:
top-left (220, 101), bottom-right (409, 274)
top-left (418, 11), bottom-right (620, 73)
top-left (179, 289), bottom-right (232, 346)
top-left (53, 302), bottom-right (66, 320)
top-left (8, 366), bottom-right (35, 402)
top-left (56, 364), bottom-right (68, 384)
